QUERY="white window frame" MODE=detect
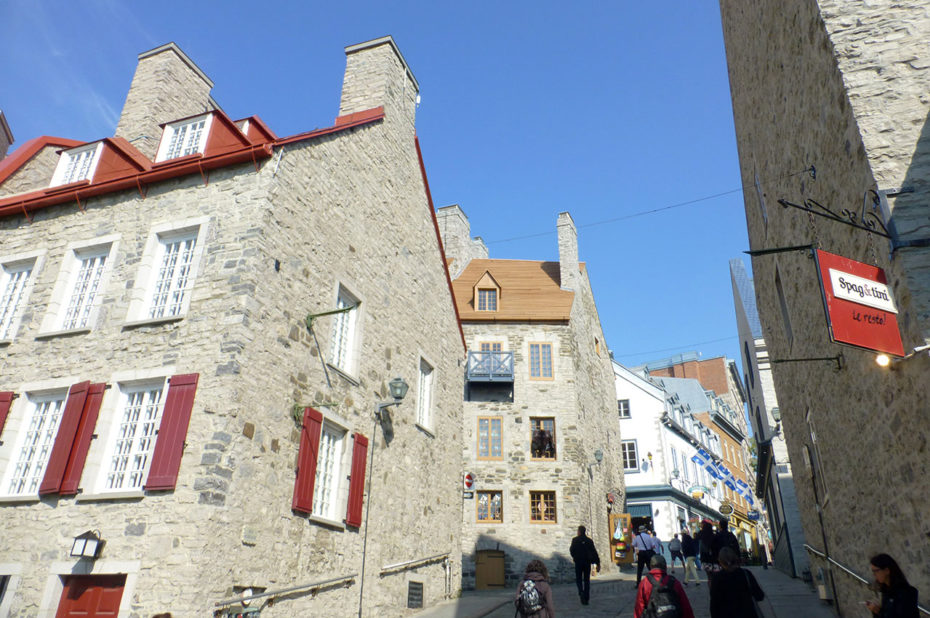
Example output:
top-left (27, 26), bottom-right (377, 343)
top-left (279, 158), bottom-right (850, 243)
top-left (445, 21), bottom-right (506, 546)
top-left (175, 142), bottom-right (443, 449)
top-left (154, 114), bottom-right (213, 162)
top-left (50, 142), bottom-right (103, 187)
top-left (307, 409), bottom-right (352, 527)
top-left (39, 236), bottom-right (118, 336)
top-left (125, 217), bottom-right (208, 325)
top-left (0, 381), bottom-right (71, 501)
top-left (415, 356), bottom-right (435, 434)
top-left (618, 399), bottom-right (631, 419)
top-left (621, 440), bottom-right (638, 472)
top-left (0, 250), bottom-right (44, 343)
top-left (329, 284), bottom-right (361, 377)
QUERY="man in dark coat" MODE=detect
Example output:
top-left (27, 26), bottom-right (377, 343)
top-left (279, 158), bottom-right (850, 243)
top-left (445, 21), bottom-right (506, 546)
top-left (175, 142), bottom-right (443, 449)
top-left (711, 519), bottom-right (740, 565)
top-left (569, 525), bottom-right (600, 605)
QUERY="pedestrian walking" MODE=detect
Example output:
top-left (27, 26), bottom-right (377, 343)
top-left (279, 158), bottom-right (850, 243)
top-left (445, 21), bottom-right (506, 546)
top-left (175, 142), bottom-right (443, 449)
top-left (569, 525), bottom-right (600, 606)
top-left (697, 520), bottom-right (718, 577)
top-left (514, 559), bottom-right (555, 618)
top-left (633, 525), bottom-right (657, 587)
top-left (634, 554), bottom-right (695, 618)
top-left (681, 530), bottom-right (702, 586)
top-left (865, 553), bottom-right (919, 618)
top-left (711, 519), bottom-right (740, 565)
top-left (709, 546), bottom-right (765, 618)
top-left (668, 533), bottom-right (685, 573)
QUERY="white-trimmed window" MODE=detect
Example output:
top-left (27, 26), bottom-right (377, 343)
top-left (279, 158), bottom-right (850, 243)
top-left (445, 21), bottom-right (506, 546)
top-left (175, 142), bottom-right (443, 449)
top-left (313, 420), bottom-right (347, 521)
top-left (1, 391), bottom-right (66, 497)
top-left (0, 254), bottom-right (41, 341)
top-left (618, 399), bottom-right (631, 419)
top-left (98, 381), bottom-right (165, 492)
top-left (621, 440), bottom-right (638, 471)
top-left (155, 114), bottom-right (213, 162)
top-left (127, 219), bottom-right (207, 324)
top-left (40, 239), bottom-right (116, 334)
top-left (416, 358), bottom-right (434, 430)
top-left (50, 142), bottom-right (103, 187)
top-left (330, 286), bottom-right (359, 372)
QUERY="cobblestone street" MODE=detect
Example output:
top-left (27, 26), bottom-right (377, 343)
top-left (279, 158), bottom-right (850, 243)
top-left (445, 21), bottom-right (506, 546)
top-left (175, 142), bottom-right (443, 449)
top-left (419, 566), bottom-right (837, 618)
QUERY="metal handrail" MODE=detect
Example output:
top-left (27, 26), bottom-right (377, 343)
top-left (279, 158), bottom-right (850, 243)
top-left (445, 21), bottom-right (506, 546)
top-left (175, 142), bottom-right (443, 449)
top-left (213, 573), bottom-right (357, 609)
top-left (804, 545), bottom-right (929, 615)
top-left (381, 552), bottom-right (449, 575)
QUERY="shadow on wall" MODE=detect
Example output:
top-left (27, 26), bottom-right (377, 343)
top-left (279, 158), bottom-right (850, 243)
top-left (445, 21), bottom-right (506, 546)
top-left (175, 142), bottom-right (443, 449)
top-left (461, 534), bottom-right (581, 591)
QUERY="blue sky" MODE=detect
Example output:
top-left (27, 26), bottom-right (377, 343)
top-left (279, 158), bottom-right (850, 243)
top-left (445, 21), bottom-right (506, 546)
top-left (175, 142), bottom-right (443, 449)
top-left (1, 1), bottom-right (752, 371)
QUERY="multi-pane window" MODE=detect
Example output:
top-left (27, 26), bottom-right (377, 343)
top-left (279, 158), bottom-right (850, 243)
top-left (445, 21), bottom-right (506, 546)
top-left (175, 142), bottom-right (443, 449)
top-left (0, 261), bottom-right (34, 340)
top-left (157, 116), bottom-right (210, 162)
top-left (621, 440), bottom-right (638, 471)
top-left (149, 231), bottom-right (197, 319)
top-left (529, 343), bottom-right (553, 379)
top-left (61, 248), bottom-right (108, 330)
top-left (618, 399), bottom-right (631, 419)
top-left (681, 453), bottom-right (690, 482)
top-left (477, 416), bottom-right (502, 460)
top-left (477, 288), bottom-right (497, 311)
top-left (530, 417), bottom-right (556, 459)
top-left (477, 490), bottom-right (503, 523)
top-left (480, 342), bottom-right (502, 352)
top-left (330, 287), bottom-right (359, 372)
top-left (416, 358), bottom-right (434, 429)
top-left (312, 422), bottom-right (345, 520)
top-left (529, 490), bottom-right (556, 523)
top-left (50, 143), bottom-right (101, 187)
top-left (3, 393), bottom-right (66, 496)
top-left (103, 384), bottom-right (164, 491)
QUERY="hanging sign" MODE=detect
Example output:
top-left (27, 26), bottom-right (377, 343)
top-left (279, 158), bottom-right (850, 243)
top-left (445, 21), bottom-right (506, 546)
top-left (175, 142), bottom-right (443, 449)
top-left (719, 502), bottom-right (734, 516)
top-left (815, 250), bottom-right (904, 356)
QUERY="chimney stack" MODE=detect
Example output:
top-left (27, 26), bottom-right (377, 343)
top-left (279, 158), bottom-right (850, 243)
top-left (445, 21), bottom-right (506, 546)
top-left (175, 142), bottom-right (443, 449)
top-left (557, 212), bottom-right (578, 291)
top-left (436, 205), bottom-right (488, 279)
top-left (339, 36), bottom-right (418, 133)
top-left (114, 43), bottom-right (216, 160)
top-left (0, 111), bottom-right (12, 161)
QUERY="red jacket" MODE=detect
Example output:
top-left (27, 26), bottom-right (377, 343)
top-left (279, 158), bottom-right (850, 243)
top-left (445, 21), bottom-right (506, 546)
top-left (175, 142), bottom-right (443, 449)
top-left (634, 568), bottom-right (695, 618)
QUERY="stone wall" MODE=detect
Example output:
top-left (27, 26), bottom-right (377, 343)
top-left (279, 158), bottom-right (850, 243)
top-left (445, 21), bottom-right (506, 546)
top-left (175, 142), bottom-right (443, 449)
top-left (0, 146), bottom-right (61, 199)
top-left (0, 40), bottom-right (464, 618)
top-left (719, 0), bottom-right (930, 611)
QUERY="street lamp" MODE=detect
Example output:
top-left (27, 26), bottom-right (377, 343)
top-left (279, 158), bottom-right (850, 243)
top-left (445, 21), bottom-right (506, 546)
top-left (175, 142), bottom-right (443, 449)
top-left (71, 530), bottom-right (104, 559)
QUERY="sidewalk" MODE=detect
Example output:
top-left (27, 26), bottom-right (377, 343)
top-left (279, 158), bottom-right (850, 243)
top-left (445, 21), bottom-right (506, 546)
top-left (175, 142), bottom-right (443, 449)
top-left (415, 565), bottom-right (837, 617)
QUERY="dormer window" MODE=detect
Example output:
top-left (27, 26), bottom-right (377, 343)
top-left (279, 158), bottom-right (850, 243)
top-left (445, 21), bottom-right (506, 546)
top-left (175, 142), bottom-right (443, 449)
top-left (155, 114), bottom-right (213, 162)
top-left (473, 271), bottom-right (501, 312)
top-left (477, 288), bottom-right (497, 311)
top-left (50, 143), bottom-right (102, 187)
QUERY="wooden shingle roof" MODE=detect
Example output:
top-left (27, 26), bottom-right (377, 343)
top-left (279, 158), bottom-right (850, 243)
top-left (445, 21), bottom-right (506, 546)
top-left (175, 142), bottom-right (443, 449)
top-left (452, 258), bottom-right (577, 322)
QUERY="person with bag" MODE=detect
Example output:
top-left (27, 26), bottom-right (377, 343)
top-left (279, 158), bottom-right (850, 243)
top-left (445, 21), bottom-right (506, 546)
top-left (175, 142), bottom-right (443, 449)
top-left (865, 553), bottom-right (919, 618)
top-left (709, 546), bottom-right (765, 618)
top-left (569, 525), bottom-right (600, 605)
top-left (633, 526), bottom-right (657, 587)
top-left (634, 554), bottom-right (695, 618)
top-left (514, 559), bottom-right (555, 618)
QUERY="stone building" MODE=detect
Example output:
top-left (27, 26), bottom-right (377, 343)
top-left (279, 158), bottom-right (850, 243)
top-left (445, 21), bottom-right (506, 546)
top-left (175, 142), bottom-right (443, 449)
top-left (437, 205), bottom-right (624, 588)
top-left (0, 38), bottom-right (465, 617)
top-left (614, 362), bottom-right (724, 544)
top-left (730, 257), bottom-right (808, 577)
top-left (720, 0), bottom-right (930, 611)
top-left (0, 111), bottom-right (12, 160)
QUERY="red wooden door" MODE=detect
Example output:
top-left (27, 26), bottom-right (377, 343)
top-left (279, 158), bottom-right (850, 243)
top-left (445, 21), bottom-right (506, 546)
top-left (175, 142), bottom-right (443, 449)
top-left (56, 574), bottom-right (126, 617)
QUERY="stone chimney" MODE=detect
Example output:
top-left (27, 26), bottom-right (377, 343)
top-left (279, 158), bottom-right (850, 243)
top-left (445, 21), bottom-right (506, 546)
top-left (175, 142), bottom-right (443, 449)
top-left (557, 211), bottom-right (578, 291)
top-left (115, 43), bottom-right (217, 160)
top-left (0, 111), bottom-right (12, 160)
top-left (436, 204), bottom-right (488, 279)
top-left (339, 36), bottom-right (418, 133)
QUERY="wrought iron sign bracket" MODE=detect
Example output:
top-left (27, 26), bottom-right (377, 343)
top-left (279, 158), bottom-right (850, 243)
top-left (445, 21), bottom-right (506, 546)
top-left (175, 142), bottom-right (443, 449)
top-left (777, 197), bottom-right (891, 239)
top-left (772, 352), bottom-right (845, 371)
top-left (744, 244), bottom-right (815, 258)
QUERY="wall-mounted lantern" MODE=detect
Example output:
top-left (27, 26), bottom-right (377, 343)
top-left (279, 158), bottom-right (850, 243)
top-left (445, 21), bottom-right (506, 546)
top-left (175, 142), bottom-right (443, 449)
top-left (71, 530), bottom-right (105, 560)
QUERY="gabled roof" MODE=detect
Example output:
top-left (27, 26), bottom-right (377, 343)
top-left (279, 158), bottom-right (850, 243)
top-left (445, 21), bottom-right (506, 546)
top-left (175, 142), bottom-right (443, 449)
top-left (0, 136), bottom-right (85, 185)
top-left (452, 258), bottom-right (576, 322)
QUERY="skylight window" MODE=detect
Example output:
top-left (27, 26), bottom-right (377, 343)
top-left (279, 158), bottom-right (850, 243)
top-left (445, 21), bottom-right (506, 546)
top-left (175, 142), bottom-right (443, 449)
top-left (155, 114), bottom-right (213, 162)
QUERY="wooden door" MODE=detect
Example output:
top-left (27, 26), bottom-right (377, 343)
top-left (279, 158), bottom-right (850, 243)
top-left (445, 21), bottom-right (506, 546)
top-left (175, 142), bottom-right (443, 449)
top-left (475, 549), bottom-right (505, 589)
top-left (56, 574), bottom-right (126, 617)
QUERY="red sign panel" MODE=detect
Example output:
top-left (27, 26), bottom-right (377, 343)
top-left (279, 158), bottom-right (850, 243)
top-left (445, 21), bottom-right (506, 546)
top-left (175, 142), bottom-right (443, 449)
top-left (815, 250), bottom-right (904, 356)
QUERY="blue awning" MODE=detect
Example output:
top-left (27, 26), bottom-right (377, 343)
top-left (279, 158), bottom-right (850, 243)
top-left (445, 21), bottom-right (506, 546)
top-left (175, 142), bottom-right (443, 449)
top-left (626, 503), bottom-right (653, 517)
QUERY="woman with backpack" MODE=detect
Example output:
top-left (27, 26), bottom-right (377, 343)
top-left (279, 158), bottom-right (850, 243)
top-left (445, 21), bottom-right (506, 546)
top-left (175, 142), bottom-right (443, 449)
top-left (709, 546), bottom-right (765, 618)
top-left (514, 559), bottom-right (555, 617)
top-left (634, 554), bottom-right (695, 618)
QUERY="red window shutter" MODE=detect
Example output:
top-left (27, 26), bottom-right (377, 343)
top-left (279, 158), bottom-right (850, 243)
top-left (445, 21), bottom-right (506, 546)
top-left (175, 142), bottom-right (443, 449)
top-left (39, 381), bottom-right (90, 495)
top-left (0, 391), bottom-right (13, 438)
top-left (144, 373), bottom-right (199, 491)
top-left (291, 407), bottom-right (323, 514)
top-left (59, 383), bottom-right (106, 495)
top-left (345, 433), bottom-right (369, 528)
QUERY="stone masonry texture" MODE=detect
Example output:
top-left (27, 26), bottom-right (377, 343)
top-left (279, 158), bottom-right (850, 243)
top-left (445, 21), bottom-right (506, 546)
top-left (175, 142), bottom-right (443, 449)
top-left (0, 40), bottom-right (464, 617)
top-left (719, 0), bottom-right (930, 614)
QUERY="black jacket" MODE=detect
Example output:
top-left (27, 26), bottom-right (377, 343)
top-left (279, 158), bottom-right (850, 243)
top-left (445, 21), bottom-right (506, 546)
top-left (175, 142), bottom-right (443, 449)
top-left (681, 533), bottom-right (698, 557)
top-left (709, 567), bottom-right (764, 618)
top-left (570, 534), bottom-right (600, 568)
top-left (878, 584), bottom-right (919, 618)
